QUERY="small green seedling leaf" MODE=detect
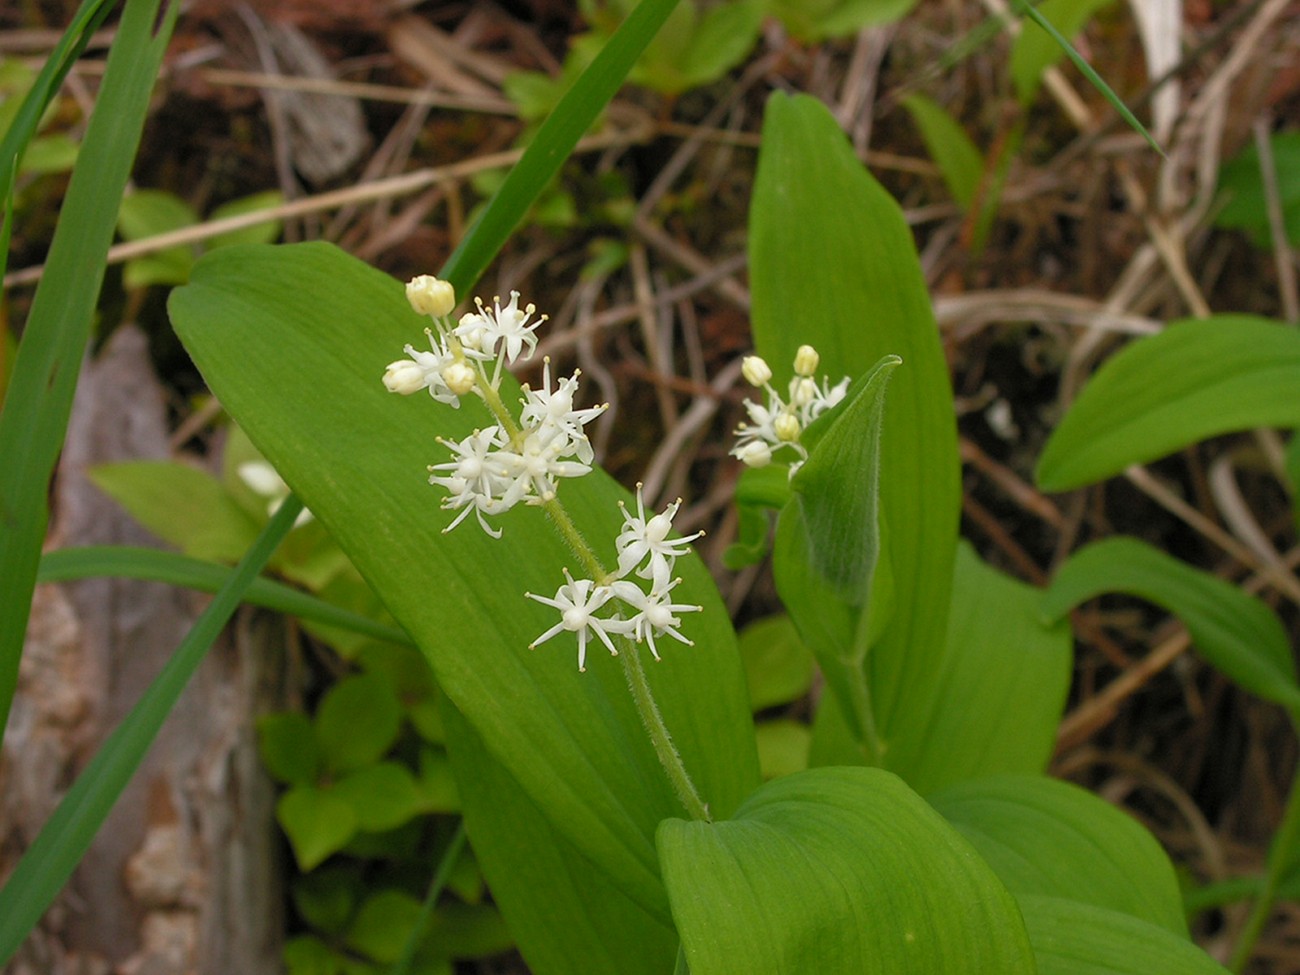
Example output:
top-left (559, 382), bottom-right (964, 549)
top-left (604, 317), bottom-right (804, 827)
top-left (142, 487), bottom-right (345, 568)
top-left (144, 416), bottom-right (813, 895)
top-left (118, 188), bottom-right (199, 288)
top-left (257, 711), bottom-right (321, 786)
top-left (736, 614), bottom-right (815, 712)
top-left (208, 190), bottom-right (284, 249)
top-left (315, 673), bottom-right (403, 775)
top-left (331, 761), bottom-right (422, 833)
top-left (291, 864), bottom-right (361, 935)
top-left (753, 719), bottom-right (810, 780)
top-left (658, 766), bottom-right (1035, 973)
top-left (1216, 130), bottom-right (1300, 248)
top-left (1043, 537), bottom-right (1300, 711)
top-left (278, 786), bottom-right (358, 871)
top-left (1037, 316), bottom-right (1300, 491)
top-left (345, 889), bottom-right (422, 963)
top-left (283, 935), bottom-right (340, 975)
top-left (769, 0), bottom-right (918, 42)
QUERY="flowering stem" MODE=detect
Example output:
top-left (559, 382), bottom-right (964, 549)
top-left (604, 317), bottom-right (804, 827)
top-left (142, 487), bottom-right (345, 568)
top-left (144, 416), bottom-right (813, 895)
top-left (534, 490), bottom-right (709, 821)
top-left (617, 631), bottom-right (712, 822)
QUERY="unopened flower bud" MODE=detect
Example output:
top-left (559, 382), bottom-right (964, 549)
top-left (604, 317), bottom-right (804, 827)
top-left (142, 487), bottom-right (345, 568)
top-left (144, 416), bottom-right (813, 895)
top-left (774, 412), bottom-right (801, 443)
top-left (791, 377), bottom-right (818, 408)
top-left (741, 355), bottom-right (772, 388)
top-left (406, 276), bottom-right (456, 318)
top-left (442, 361), bottom-right (477, 396)
top-left (384, 359), bottom-right (426, 395)
top-left (735, 441), bottom-right (772, 467)
top-left (793, 344), bottom-right (820, 377)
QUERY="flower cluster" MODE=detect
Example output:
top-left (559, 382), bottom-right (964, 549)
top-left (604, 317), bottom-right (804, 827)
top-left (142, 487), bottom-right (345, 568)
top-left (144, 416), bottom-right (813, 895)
top-left (526, 485), bottom-right (703, 671)
top-left (384, 276), bottom-right (604, 538)
top-left (731, 344), bottom-right (850, 475)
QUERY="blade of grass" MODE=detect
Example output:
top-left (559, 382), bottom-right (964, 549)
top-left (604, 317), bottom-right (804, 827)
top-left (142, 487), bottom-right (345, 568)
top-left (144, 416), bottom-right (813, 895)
top-left (1012, 0), bottom-right (1163, 155)
top-left (0, 0), bottom-right (180, 739)
top-left (437, 0), bottom-right (680, 293)
top-left (0, 0), bottom-right (121, 282)
top-left (0, 495), bottom-right (302, 965)
top-left (38, 546), bottom-right (413, 647)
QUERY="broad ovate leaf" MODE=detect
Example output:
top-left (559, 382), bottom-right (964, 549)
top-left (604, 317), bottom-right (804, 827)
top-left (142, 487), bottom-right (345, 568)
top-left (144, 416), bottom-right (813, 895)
top-left (170, 242), bottom-right (759, 921)
top-left (658, 766), bottom-right (1035, 974)
top-left (930, 774), bottom-right (1186, 935)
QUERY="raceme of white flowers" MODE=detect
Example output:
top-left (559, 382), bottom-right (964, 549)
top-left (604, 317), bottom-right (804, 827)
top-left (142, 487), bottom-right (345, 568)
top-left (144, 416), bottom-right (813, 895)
top-left (384, 275), bottom-right (703, 670)
top-left (731, 344), bottom-right (850, 475)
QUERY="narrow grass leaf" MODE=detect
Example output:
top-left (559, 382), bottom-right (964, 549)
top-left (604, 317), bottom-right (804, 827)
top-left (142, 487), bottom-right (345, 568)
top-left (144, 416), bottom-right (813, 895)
top-left (0, 494), bottom-right (301, 964)
top-left (1042, 537), bottom-right (1300, 711)
top-left (37, 546), bottom-right (413, 646)
top-left (0, 0), bottom-right (179, 737)
top-left (901, 93), bottom-right (983, 208)
top-left (1037, 316), bottom-right (1300, 491)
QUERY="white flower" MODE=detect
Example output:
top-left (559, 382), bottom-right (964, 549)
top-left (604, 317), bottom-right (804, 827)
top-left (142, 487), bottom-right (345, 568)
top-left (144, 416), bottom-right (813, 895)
top-left (441, 361), bottom-right (477, 396)
top-left (731, 345), bottom-right (849, 472)
top-left (455, 292), bottom-right (544, 367)
top-left (509, 427), bottom-right (593, 504)
top-left (773, 412), bottom-right (801, 443)
top-left (427, 427), bottom-right (520, 537)
top-left (519, 359), bottom-right (605, 465)
top-left (406, 275), bottom-right (456, 318)
top-left (734, 441), bottom-right (772, 467)
top-left (383, 359), bottom-right (426, 395)
top-left (615, 484), bottom-right (703, 591)
top-left (610, 578), bottom-right (700, 661)
top-left (526, 570), bottom-right (631, 672)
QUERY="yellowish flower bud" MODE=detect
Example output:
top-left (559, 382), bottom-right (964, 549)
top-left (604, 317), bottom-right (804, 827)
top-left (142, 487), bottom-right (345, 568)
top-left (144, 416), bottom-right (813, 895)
top-left (774, 412), bottom-right (801, 443)
top-left (793, 344), bottom-right (820, 377)
top-left (442, 361), bottom-right (477, 396)
top-left (791, 377), bottom-right (818, 408)
top-left (406, 275), bottom-right (456, 318)
top-left (736, 441), bottom-right (773, 467)
top-left (742, 355), bottom-right (773, 387)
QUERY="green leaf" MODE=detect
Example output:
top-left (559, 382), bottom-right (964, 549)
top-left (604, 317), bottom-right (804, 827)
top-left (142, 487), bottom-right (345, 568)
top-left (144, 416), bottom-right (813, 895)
top-left (750, 93), bottom-right (961, 781)
top-left (284, 935), bottom-right (342, 975)
top-left (901, 93), bottom-right (984, 208)
top-left (442, 702), bottom-right (677, 975)
top-left (930, 774), bottom-right (1187, 935)
top-left (345, 889), bottom-right (421, 963)
top-left (1019, 896), bottom-right (1230, 974)
top-left (89, 460), bottom-right (261, 561)
top-left (0, 0), bottom-right (178, 745)
top-left (1037, 316), bottom-right (1300, 491)
top-left (118, 188), bottom-right (199, 288)
top-left (769, 0), bottom-right (918, 42)
top-left (315, 674), bottom-right (403, 775)
top-left (291, 864), bottom-right (360, 935)
top-left (257, 711), bottom-right (321, 785)
top-left (657, 766), bottom-right (1036, 974)
top-left (899, 543), bottom-right (1072, 794)
top-left (414, 747), bottom-right (459, 813)
top-left (420, 900), bottom-right (514, 959)
top-left (1010, 0), bottom-right (1115, 106)
top-left (170, 241), bottom-right (759, 922)
top-left (1216, 130), bottom-right (1300, 248)
top-left (736, 614), bottom-right (814, 712)
top-left (332, 761), bottom-right (422, 833)
top-left (753, 718), bottom-right (810, 780)
top-left (278, 784), bottom-right (358, 871)
top-left (208, 190), bottom-right (284, 249)
top-left (1042, 537), bottom-right (1300, 711)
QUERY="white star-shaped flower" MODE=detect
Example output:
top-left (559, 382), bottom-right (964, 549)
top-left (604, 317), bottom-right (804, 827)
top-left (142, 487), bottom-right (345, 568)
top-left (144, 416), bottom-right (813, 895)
top-left (614, 484), bottom-right (703, 591)
top-left (610, 578), bottom-right (700, 661)
top-left (526, 570), bottom-right (631, 671)
top-left (455, 291), bottom-right (545, 367)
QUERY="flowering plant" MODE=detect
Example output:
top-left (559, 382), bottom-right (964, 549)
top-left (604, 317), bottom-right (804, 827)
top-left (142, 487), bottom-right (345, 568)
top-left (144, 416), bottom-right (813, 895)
top-left (160, 92), bottom-right (1232, 974)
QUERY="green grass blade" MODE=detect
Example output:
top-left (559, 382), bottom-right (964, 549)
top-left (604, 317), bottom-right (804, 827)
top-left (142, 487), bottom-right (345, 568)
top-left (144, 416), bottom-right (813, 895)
top-left (437, 0), bottom-right (679, 294)
top-left (0, 0), bottom-right (179, 738)
top-left (38, 546), bottom-right (413, 647)
top-left (0, 495), bottom-right (302, 965)
top-left (1012, 0), bottom-right (1163, 154)
top-left (0, 0), bottom-right (121, 282)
